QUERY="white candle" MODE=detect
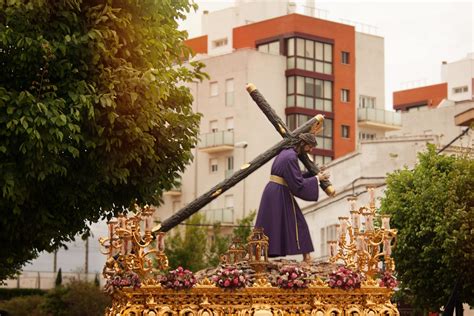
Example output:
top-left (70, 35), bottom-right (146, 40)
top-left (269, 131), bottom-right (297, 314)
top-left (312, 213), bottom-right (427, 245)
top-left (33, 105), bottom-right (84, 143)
top-left (339, 217), bottom-right (348, 236)
top-left (382, 215), bottom-right (391, 229)
top-left (384, 239), bottom-right (392, 256)
top-left (366, 214), bottom-right (374, 231)
top-left (368, 187), bottom-right (375, 206)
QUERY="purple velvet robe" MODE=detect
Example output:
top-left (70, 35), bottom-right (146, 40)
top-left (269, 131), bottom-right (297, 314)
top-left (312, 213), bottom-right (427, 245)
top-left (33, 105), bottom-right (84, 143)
top-left (255, 148), bottom-right (319, 257)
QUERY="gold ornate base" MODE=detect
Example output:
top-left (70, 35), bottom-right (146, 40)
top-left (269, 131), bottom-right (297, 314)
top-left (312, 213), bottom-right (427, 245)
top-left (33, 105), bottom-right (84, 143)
top-left (106, 284), bottom-right (399, 315)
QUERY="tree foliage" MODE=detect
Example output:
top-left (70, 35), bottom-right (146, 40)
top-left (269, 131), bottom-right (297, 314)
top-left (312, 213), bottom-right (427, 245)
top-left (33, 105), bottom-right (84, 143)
top-left (165, 211), bottom-right (257, 271)
top-left (380, 145), bottom-right (474, 310)
top-left (166, 213), bottom-right (208, 272)
top-left (0, 279), bottom-right (111, 316)
top-left (0, 0), bottom-right (206, 279)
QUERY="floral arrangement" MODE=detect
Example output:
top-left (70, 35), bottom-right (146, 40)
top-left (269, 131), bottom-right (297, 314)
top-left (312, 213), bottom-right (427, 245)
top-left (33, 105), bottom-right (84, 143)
top-left (273, 265), bottom-right (310, 289)
top-left (379, 271), bottom-right (398, 289)
top-left (160, 266), bottom-right (196, 290)
top-left (212, 266), bottom-right (249, 289)
top-left (105, 271), bottom-right (141, 293)
top-left (328, 266), bottom-right (362, 290)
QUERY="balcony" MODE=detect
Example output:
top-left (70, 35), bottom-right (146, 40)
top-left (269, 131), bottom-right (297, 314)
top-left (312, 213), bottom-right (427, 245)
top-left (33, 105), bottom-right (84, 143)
top-left (357, 108), bottom-right (401, 131)
top-left (203, 207), bottom-right (234, 224)
top-left (198, 130), bottom-right (234, 153)
top-left (225, 169), bottom-right (234, 179)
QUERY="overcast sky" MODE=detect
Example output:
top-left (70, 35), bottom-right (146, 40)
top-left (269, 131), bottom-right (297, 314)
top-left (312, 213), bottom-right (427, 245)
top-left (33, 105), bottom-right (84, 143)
top-left (180, 0), bottom-right (473, 108)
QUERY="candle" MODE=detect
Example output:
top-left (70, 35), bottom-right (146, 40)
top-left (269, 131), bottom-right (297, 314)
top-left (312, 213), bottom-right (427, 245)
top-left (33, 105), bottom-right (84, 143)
top-left (328, 241), bottom-right (337, 257)
top-left (368, 187), bottom-right (375, 206)
top-left (340, 217), bottom-right (348, 236)
top-left (107, 219), bottom-right (117, 258)
top-left (384, 239), bottom-right (392, 256)
top-left (351, 211), bottom-right (360, 230)
top-left (365, 214), bottom-right (374, 231)
top-left (157, 232), bottom-right (165, 252)
top-left (348, 197), bottom-right (357, 211)
top-left (382, 215), bottom-right (391, 229)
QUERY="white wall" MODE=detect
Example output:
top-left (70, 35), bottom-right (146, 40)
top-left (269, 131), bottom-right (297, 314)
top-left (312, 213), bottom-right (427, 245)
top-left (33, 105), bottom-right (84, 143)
top-left (157, 49), bottom-right (287, 225)
top-left (387, 100), bottom-right (473, 148)
top-left (202, 1), bottom-right (291, 55)
top-left (355, 32), bottom-right (385, 110)
top-left (441, 53), bottom-right (474, 102)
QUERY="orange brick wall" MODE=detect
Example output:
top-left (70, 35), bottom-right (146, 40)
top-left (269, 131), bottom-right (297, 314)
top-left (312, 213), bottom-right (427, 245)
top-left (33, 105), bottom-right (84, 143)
top-left (233, 14), bottom-right (356, 158)
top-left (393, 83), bottom-right (447, 110)
top-left (184, 35), bottom-right (208, 55)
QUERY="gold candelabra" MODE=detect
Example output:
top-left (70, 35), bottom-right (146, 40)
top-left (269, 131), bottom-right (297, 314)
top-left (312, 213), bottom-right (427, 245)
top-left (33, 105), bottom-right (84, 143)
top-left (329, 186), bottom-right (397, 283)
top-left (99, 204), bottom-right (168, 283)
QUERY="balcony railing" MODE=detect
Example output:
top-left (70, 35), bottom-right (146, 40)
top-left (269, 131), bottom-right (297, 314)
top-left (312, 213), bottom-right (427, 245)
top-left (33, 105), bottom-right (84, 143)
top-left (198, 130), bottom-right (234, 153)
top-left (357, 108), bottom-right (401, 130)
top-left (225, 169), bottom-right (234, 179)
top-left (203, 207), bottom-right (234, 224)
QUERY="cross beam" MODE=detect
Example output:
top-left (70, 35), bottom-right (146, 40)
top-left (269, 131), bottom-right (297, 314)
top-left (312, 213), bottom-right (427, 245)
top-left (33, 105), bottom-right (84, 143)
top-left (246, 83), bottom-right (335, 197)
top-left (155, 114), bottom-right (323, 233)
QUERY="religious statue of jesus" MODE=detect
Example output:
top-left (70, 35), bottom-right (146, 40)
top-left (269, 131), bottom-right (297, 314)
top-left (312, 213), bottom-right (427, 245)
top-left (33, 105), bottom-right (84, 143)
top-left (254, 132), bottom-right (330, 263)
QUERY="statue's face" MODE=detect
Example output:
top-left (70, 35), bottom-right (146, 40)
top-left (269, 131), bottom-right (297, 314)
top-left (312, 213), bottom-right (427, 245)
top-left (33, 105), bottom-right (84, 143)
top-left (297, 143), bottom-right (314, 155)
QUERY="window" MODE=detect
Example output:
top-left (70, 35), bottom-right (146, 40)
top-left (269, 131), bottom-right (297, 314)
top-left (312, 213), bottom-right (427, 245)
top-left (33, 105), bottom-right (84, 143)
top-left (341, 125), bottom-right (350, 138)
top-left (359, 95), bottom-right (376, 108)
top-left (287, 115), bottom-right (333, 151)
top-left (224, 195), bottom-right (234, 223)
top-left (286, 37), bottom-right (333, 74)
top-left (212, 38), bottom-right (228, 48)
top-left (341, 51), bottom-right (350, 64)
top-left (225, 79), bottom-right (234, 106)
top-left (313, 155), bottom-right (333, 166)
top-left (320, 224), bottom-right (338, 257)
top-left (287, 75), bottom-right (333, 111)
top-left (227, 156), bottom-right (234, 170)
top-left (453, 86), bottom-right (468, 94)
top-left (257, 41), bottom-right (280, 55)
top-left (210, 120), bottom-right (218, 133)
top-left (225, 156), bottom-right (234, 179)
top-left (210, 82), bottom-right (218, 97)
top-left (359, 132), bottom-right (376, 140)
top-left (225, 117), bottom-right (234, 131)
top-left (210, 158), bottom-right (218, 173)
top-left (341, 89), bottom-right (350, 102)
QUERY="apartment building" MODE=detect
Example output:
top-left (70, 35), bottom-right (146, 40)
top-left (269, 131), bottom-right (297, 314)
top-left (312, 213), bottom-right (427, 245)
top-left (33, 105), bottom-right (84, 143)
top-left (155, 1), bottom-right (401, 231)
top-left (389, 53), bottom-right (474, 143)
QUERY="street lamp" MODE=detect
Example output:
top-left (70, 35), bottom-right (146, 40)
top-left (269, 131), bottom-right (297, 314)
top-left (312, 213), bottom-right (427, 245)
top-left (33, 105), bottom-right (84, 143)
top-left (234, 141), bottom-right (248, 217)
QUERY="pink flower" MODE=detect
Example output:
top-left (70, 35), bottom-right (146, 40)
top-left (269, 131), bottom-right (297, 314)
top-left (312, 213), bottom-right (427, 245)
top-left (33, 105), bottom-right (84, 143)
top-left (291, 273), bottom-right (297, 279)
top-left (224, 279), bottom-right (231, 287)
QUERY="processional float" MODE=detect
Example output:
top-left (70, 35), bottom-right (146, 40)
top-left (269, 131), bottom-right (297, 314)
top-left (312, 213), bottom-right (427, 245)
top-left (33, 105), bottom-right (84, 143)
top-left (99, 85), bottom-right (399, 315)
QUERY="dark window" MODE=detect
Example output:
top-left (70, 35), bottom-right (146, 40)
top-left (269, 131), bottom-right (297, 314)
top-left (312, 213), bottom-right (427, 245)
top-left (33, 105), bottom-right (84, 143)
top-left (341, 125), bottom-right (350, 138)
top-left (341, 89), bottom-right (350, 102)
top-left (341, 51), bottom-right (350, 64)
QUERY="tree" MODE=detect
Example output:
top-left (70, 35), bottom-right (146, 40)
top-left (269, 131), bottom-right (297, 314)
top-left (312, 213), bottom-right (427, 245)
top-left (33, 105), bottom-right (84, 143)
top-left (0, 1), bottom-right (206, 280)
top-left (55, 268), bottom-right (62, 287)
top-left (42, 279), bottom-right (111, 316)
top-left (166, 213), bottom-right (208, 272)
top-left (206, 223), bottom-right (230, 267)
top-left (232, 210), bottom-right (256, 243)
top-left (380, 145), bottom-right (474, 310)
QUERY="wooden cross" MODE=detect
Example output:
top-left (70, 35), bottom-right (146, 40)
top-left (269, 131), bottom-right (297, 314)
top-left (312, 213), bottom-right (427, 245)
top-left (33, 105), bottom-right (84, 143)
top-left (154, 85), bottom-right (333, 234)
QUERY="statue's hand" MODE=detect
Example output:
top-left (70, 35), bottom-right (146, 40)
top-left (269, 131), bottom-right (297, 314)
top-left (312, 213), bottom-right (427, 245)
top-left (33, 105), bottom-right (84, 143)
top-left (317, 170), bottom-right (330, 182)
